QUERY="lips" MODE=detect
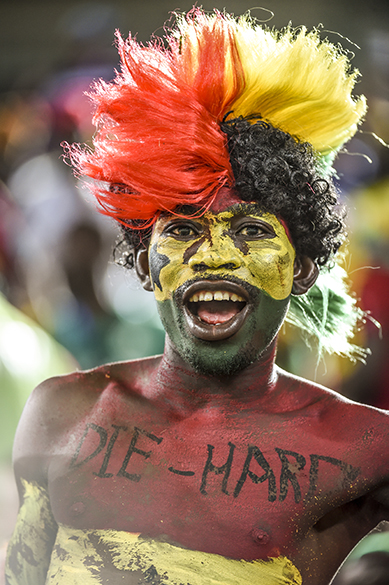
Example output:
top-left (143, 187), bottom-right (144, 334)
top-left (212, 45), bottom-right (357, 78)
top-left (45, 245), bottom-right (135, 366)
top-left (182, 280), bottom-right (250, 341)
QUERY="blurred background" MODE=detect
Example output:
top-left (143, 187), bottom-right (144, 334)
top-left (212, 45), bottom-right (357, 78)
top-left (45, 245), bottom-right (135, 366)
top-left (1, 0), bottom-right (389, 581)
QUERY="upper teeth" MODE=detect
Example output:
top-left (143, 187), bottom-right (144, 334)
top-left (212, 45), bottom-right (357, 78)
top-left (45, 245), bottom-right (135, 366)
top-left (188, 291), bottom-right (245, 303)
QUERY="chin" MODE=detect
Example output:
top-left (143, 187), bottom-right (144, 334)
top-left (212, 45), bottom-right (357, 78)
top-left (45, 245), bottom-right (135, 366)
top-left (157, 278), bottom-right (289, 378)
top-left (165, 313), bottom-right (280, 378)
top-left (178, 341), bottom-right (261, 377)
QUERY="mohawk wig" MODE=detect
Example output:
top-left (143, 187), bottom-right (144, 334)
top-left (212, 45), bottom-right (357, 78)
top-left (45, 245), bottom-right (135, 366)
top-left (65, 8), bottom-right (370, 361)
top-left (66, 8), bottom-right (366, 226)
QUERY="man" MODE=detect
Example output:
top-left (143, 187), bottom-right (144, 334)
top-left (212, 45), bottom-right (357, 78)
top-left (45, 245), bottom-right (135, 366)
top-left (5, 8), bottom-right (389, 585)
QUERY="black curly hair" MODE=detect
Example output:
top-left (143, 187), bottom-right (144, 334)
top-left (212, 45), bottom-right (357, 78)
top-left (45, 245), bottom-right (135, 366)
top-left (117, 117), bottom-right (345, 269)
top-left (221, 117), bottom-right (345, 266)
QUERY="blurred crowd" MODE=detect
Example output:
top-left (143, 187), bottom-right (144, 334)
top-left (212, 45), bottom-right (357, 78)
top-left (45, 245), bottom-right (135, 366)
top-left (0, 5), bottom-right (165, 556)
top-left (0, 72), bottom-right (166, 456)
top-left (1, 2), bottom-right (389, 582)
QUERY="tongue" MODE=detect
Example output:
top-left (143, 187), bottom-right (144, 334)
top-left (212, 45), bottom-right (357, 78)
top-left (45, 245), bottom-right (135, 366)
top-left (197, 301), bottom-right (240, 325)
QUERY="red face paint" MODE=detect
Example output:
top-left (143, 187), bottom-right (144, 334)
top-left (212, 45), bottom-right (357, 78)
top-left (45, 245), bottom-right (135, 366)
top-left (209, 187), bottom-right (244, 213)
top-left (46, 358), bottom-right (389, 582)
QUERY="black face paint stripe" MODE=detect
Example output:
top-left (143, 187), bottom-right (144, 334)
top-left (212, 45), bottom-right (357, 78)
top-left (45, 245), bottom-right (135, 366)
top-left (149, 243), bottom-right (170, 291)
top-left (225, 230), bottom-right (250, 255)
top-left (233, 237), bottom-right (250, 255)
top-left (183, 236), bottom-right (206, 264)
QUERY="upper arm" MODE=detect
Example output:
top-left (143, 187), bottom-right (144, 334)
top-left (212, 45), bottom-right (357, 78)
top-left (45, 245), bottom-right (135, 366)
top-left (5, 479), bottom-right (58, 585)
top-left (358, 407), bottom-right (389, 522)
top-left (5, 376), bottom-right (72, 585)
top-left (5, 370), bottom-right (102, 584)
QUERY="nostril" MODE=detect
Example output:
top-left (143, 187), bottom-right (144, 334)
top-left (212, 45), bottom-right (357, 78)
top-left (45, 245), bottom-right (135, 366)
top-left (193, 263), bottom-right (208, 272)
top-left (192, 262), bottom-right (237, 272)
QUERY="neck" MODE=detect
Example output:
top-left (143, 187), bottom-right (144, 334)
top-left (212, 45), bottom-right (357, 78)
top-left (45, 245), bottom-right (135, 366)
top-left (150, 337), bottom-right (279, 417)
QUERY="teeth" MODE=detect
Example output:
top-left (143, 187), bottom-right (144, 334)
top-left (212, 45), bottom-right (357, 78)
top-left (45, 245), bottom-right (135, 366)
top-left (188, 291), bottom-right (245, 303)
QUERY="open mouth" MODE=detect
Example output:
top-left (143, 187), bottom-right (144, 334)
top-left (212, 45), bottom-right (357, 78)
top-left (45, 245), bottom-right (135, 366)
top-left (187, 290), bottom-right (246, 325)
top-left (182, 281), bottom-right (250, 341)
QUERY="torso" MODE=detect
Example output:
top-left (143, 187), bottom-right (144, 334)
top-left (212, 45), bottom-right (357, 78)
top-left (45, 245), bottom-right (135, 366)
top-left (16, 356), bottom-right (389, 584)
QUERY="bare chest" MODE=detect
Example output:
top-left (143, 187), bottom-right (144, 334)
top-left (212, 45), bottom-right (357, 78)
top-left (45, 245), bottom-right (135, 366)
top-left (47, 403), bottom-right (369, 560)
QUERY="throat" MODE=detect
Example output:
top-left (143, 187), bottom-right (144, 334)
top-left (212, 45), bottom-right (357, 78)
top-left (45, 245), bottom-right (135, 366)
top-left (156, 340), bottom-right (279, 414)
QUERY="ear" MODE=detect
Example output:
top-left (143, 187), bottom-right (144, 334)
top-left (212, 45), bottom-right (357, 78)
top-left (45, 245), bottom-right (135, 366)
top-left (135, 247), bottom-right (153, 292)
top-left (292, 256), bottom-right (319, 295)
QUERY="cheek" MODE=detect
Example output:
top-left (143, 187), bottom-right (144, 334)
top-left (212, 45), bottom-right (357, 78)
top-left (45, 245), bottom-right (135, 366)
top-left (149, 239), bottom-right (193, 302)
top-left (245, 248), bottom-right (295, 300)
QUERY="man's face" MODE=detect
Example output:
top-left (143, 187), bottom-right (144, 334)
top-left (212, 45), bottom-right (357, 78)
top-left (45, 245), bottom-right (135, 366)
top-left (148, 201), bottom-right (296, 375)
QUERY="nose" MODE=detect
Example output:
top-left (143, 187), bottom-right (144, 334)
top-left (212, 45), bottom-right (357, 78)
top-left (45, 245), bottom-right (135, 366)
top-left (187, 239), bottom-right (242, 272)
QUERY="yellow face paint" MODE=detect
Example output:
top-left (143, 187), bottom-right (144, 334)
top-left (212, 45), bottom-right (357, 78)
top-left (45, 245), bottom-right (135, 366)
top-left (149, 208), bottom-right (295, 302)
top-left (47, 524), bottom-right (302, 585)
top-left (5, 479), bottom-right (57, 585)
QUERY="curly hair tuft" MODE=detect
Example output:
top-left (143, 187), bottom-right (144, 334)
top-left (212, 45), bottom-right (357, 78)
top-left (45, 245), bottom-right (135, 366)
top-left (220, 117), bottom-right (345, 266)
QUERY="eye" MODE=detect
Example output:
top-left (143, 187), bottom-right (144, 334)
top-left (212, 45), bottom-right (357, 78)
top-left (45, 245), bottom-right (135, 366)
top-left (237, 225), bottom-right (263, 237)
top-left (235, 222), bottom-right (275, 239)
top-left (164, 222), bottom-right (200, 239)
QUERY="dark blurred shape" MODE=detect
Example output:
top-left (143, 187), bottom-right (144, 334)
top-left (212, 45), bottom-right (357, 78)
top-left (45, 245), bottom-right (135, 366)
top-left (58, 2), bottom-right (118, 41)
top-left (333, 551), bottom-right (389, 585)
top-left (61, 223), bottom-right (104, 314)
top-left (334, 138), bottom-right (380, 193)
top-left (53, 221), bottom-right (116, 369)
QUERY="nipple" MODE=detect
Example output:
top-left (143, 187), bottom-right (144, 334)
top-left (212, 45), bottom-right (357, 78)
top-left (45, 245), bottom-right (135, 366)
top-left (250, 528), bottom-right (270, 545)
top-left (70, 501), bottom-right (85, 516)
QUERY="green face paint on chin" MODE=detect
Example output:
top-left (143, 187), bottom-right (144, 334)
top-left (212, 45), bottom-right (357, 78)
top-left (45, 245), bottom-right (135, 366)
top-left (158, 285), bottom-right (290, 376)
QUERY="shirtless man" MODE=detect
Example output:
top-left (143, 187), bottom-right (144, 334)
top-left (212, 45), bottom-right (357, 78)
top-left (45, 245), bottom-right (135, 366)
top-left (5, 8), bottom-right (389, 585)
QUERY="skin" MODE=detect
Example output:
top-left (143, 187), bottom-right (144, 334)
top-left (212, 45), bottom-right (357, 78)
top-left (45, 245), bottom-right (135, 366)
top-left (6, 200), bottom-right (389, 585)
top-left (149, 207), bottom-right (296, 302)
top-left (146, 204), bottom-right (301, 376)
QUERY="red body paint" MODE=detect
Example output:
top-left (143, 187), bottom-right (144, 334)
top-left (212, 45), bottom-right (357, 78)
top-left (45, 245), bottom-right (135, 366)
top-left (37, 348), bottom-right (389, 581)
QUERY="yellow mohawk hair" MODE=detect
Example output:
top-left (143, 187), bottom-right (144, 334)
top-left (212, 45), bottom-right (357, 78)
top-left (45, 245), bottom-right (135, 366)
top-left (173, 10), bottom-right (366, 169)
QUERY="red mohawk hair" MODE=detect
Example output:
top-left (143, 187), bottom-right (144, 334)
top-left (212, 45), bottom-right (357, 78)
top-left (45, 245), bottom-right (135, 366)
top-left (66, 9), bottom-right (244, 225)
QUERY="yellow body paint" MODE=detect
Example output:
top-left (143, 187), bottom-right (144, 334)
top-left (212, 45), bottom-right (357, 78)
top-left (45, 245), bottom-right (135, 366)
top-left (47, 524), bottom-right (302, 585)
top-left (150, 210), bottom-right (295, 303)
top-left (5, 479), bottom-right (57, 585)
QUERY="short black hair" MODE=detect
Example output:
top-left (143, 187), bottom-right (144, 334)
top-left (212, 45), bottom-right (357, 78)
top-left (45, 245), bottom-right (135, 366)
top-left (117, 117), bottom-right (345, 268)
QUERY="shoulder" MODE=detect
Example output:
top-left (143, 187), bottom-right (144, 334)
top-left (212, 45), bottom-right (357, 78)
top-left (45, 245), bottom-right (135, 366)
top-left (275, 365), bottom-right (389, 430)
top-left (18, 354), bottom-right (162, 421)
top-left (275, 367), bottom-right (389, 492)
top-left (13, 356), bottom-right (162, 480)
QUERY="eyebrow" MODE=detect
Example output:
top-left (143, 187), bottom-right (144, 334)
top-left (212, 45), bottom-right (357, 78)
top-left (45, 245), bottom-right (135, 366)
top-left (172, 205), bottom-right (204, 217)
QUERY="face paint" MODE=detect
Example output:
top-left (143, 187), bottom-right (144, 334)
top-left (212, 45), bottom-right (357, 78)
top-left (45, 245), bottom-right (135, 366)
top-left (147, 204), bottom-right (295, 375)
top-left (149, 206), bottom-right (295, 302)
